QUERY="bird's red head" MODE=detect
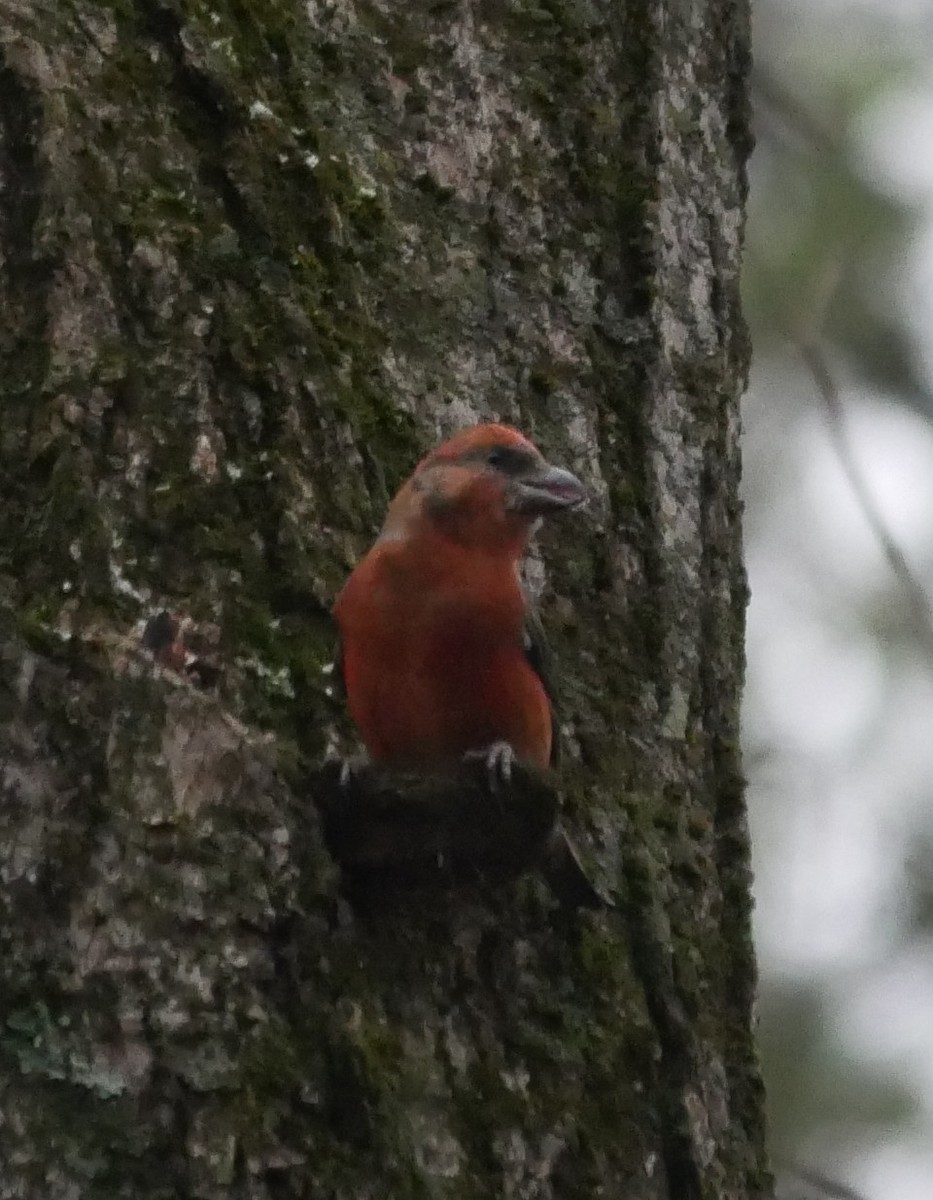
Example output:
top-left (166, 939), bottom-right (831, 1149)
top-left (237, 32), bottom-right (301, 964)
top-left (381, 423), bottom-right (586, 554)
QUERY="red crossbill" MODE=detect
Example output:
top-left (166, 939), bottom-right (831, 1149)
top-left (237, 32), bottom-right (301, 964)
top-left (333, 423), bottom-right (586, 775)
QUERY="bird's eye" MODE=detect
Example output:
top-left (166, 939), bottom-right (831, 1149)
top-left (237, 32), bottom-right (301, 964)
top-left (482, 445), bottom-right (534, 473)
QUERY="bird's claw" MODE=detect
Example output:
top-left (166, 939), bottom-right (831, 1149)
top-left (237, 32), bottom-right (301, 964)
top-left (465, 741), bottom-right (515, 793)
top-left (325, 752), bottom-right (369, 790)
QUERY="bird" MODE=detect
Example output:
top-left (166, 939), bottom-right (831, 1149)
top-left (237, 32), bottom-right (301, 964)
top-left (332, 422), bottom-right (605, 906)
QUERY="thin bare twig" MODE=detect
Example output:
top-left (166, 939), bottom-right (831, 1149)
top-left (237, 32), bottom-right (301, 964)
top-left (799, 339), bottom-right (933, 664)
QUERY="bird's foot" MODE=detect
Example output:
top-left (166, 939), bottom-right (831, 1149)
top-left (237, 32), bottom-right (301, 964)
top-left (323, 750), bottom-right (369, 790)
top-left (464, 741), bottom-right (515, 793)
top-left (340, 752), bottom-right (370, 789)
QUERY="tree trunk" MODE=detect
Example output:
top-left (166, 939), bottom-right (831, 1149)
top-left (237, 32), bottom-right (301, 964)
top-left (0, 2), bottom-right (765, 1198)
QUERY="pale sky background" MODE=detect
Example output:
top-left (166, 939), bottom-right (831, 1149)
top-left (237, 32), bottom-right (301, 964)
top-left (744, 2), bottom-right (933, 1195)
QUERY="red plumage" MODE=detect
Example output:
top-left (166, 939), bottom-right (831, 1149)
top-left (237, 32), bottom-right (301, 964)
top-left (333, 423), bottom-right (585, 771)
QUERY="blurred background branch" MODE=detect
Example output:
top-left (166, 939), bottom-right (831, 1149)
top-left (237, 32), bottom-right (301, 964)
top-left (744, 1), bottom-right (933, 1197)
top-left (799, 339), bottom-right (933, 665)
top-left (753, 69), bottom-right (843, 157)
top-left (778, 1161), bottom-right (872, 1200)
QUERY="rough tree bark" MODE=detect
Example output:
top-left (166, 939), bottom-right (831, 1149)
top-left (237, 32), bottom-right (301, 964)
top-left (0, 1), bottom-right (765, 1198)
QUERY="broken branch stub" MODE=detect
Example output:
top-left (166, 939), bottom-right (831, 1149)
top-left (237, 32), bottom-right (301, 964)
top-left (312, 758), bottom-right (558, 876)
top-left (310, 759), bottom-right (610, 910)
